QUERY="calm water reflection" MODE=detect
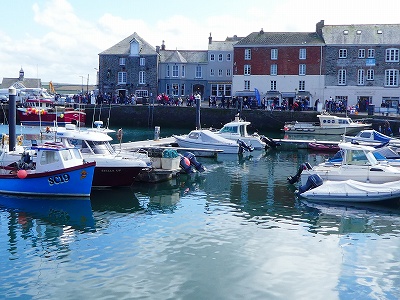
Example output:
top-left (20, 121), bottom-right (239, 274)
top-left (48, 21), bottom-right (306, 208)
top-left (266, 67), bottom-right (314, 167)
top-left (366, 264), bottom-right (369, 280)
top-left (1, 130), bottom-right (400, 299)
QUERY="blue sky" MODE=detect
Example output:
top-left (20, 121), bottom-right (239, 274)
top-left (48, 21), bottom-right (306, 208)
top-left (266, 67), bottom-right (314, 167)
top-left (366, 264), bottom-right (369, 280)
top-left (1, 0), bottom-right (399, 85)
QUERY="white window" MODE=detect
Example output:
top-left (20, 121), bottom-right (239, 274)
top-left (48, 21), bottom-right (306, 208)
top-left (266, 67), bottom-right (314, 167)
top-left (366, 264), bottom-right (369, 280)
top-left (358, 49), bottom-right (365, 58)
top-left (299, 64), bottom-right (306, 76)
top-left (385, 48), bottom-right (399, 62)
top-left (270, 80), bottom-right (276, 91)
top-left (195, 66), bottom-right (202, 78)
top-left (367, 69), bottom-right (374, 81)
top-left (218, 54), bottom-right (223, 61)
top-left (218, 69), bottom-right (223, 77)
top-left (271, 49), bottom-right (278, 60)
top-left (166, 65), bottom-right (170, 77)
top-left (119, 57), bottom-right (126, 66)
top-left (339, 49), bottom-right (347, 58)
top-left (210, 69), bottom-right (215, 76)
top-left (140, 57), bottom-right (145, 66)
top-left (210, 54), bottom-right (215, 61)
top-left (181, 65), bottom-right (185, 77)
top-left (385, 69), bottom-right (399, 86)
top-left (298, 81), bottom-right (305, 91)
top-left (244, 64), bottom-right (251, 75)
top-left (139, 71), bottom-right (145, 84)
top-left (299, 49), bottom-right (306, 60)
top-left (368, 49), bottom-right (375, 58)
top-left (338, 69), bottom-right (346, 85)
top-left (244, 80), bottom-right (250, 90)
top-left (118, 72), bottom-right (127, 84)
top-left (172, 65), bottom-right (179, 77)
top-left (245, 49), bottom-right (251, 60)
top-left (270, 64), bottom-right (277, 76)
top-left (226, 69), bottom-right (231, 76)
top-left (357, 69), bottom-right (365, 85)
top-left (226, 53), bottom-right (231, 61)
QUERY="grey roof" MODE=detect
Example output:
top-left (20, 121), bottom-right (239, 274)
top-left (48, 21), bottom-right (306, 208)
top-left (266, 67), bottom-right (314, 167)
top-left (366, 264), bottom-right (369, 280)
top-left (322, 24), bottom-right (400, 45)
top-left (100, 32), bottom-right (158, 55)
top-left (208, 36), bottom-right (243, 51)
top-left (1, 78), bottom-right (41, 89)
top-left (235, 31), bottom-right (324, 47)
top-left (159, 50), bottom-right (208, 64)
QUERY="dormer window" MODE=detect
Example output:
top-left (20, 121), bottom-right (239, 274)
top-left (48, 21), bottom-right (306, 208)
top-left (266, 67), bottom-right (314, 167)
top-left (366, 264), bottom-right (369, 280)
top-left (129, 39), bottom-right (139, 56)
top-left (343, 30), bottom-right (349, 35)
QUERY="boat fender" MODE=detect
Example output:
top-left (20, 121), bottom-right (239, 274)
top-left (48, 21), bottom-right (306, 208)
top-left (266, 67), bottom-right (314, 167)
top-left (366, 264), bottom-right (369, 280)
top-left (298, 174), bottom-right (323, 194)
top-left (17, 135), bottom-right (23, 146)
top-left (287, 162), bottom-right (312, 184)
top-left (117, 128), bottom-right (123, 141)
top-left (237, 139), bottom-right (254, 154)
top-left (184, 152), bottom-right (205, 172)
top-left (179, 155), bottom-right (192, 174)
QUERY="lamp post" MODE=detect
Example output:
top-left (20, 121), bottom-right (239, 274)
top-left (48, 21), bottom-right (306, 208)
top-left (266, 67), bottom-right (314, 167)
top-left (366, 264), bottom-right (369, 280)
top-left (79, 75), bottom-right (84, 95)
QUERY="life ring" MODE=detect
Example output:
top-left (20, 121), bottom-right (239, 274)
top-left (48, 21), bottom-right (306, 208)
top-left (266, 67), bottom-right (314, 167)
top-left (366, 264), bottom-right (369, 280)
top-left (117, 128), bottom-right (123, 141)
top-left (17, 135), bottom-right (23, 146)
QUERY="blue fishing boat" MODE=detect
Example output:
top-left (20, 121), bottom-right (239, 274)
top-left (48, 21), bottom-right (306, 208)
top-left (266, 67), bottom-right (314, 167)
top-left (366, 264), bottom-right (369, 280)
top-left (0, 142), bottom-right (96, 197)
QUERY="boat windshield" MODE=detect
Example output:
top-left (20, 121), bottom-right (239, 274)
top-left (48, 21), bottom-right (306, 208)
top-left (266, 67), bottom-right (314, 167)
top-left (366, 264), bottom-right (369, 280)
top-left (344, 149), bottom-right (376, 165)
top-left (219, 126), bottom-right (237, 134)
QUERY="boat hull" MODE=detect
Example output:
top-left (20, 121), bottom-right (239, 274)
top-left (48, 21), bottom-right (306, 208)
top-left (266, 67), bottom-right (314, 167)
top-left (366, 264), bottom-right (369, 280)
top-left (299, 179), bottom-right (400, 202)
top-left (17, 110), bottom-right (86, 126)
top-left (92, 166), bottom-right (147, 187)
top-left (175, 137), bottom-right (239, 154)
top-left (284, 125), bottom-right (365, 135)
top-left (0, 162), bottom-right (95, 196)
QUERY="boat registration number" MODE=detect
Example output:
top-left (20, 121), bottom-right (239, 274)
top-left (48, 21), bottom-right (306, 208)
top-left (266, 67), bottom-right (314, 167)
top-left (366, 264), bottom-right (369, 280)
top-left (48, 174), bottom-right (70, 185)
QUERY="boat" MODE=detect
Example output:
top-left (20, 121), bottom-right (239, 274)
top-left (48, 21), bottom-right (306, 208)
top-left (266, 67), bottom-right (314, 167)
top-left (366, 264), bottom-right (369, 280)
top-left (174, 129), bottom-right (253, 154)
top-left (344, 129), bottom-right (400, 147)
top-left (308, 142), bottom-right (340, 152)
top-left (283, 111), bottom-right (371, 135)
top-left (287, 142), bottom-right (400, 185)
top-left (55, 124), bottom-right (149, 187)
top-left (0, 142), bottom-right (95, 196)
top-left (298, 174), bottom-right (400, 202)
top-left (17, 98), bottom-right (86, 126)
top-left (215, 115), bottom-right (279, 150)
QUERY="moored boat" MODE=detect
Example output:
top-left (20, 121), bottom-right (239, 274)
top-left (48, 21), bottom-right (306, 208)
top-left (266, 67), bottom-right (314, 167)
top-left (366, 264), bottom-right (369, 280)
top-left (298, 174), bottom-right (400, 202)
top-left (174, 129), bottom-right (252, 154)
top-left (283, 111), bottom-right (371, 135)
top-left (0, 142), bottom-right (95, 196)
top-left (17, 98), bottom-right (86, 126)
top-left (215, 114), bottom-right (278, 150)
top-left (308, 142), bottom-right (340, 152)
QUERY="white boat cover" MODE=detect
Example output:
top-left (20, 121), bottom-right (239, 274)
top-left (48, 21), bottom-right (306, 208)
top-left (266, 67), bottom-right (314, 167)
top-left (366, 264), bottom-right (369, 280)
top-left (299, 179), bottom-right (400, 202)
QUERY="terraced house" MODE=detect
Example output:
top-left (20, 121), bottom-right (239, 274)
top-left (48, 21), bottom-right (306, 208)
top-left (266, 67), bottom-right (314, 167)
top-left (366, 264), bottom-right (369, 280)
top-left (98, 21), bottom-right (400, 111)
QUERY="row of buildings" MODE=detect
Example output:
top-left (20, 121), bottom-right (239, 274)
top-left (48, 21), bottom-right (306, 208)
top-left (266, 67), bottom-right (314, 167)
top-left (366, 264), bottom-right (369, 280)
top-left (98, 20), bottom-right (400, 112)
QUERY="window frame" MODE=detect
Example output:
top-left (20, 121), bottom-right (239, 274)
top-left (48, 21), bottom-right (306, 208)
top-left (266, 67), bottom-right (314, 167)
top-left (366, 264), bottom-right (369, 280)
top-left (271, 49), bottom-right (278, 60)
top-left (339, 49), bottom-right (347, 59)
top-left (338, 69), bottom-right (346, 85)
top-left (244, 49), bottom-right (251, 60)
top-left (299, 64), bottom-right (306, 76)
top-left (118, 71), bottom-right (127, 84)
top-left (299, 48), bottom-right (306, 60)
top-left (270, 64), bottom-right (277, 76)
top-left (244, 64), bottom-right (251, 76)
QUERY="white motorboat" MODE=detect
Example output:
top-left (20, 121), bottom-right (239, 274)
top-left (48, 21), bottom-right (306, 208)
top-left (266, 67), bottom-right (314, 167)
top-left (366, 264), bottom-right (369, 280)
top-left (55, 124), bottom-right (149, 187)
top-left (298, 174), bottom-right (400, 202)
top-left (215, 115), bottom-right (277, 150)
top-left (344, 129), bottom-right (400, 147)
top-left (283, 111), bottom-right (371, 135)
top-left (288, 142), bottom-right (400, 185)
top-left (174, 129), bottom-right (251, 154)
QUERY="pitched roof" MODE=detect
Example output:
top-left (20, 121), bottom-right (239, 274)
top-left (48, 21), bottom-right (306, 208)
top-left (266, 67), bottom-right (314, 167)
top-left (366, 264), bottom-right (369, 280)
top-left (159, 50), bottom-right (208, 64)
top-left (322, 24), bottom-right (400, 45)
top-left (235, 31), bottom-right (324, 47)
top-left (208, 36), bottom-right (243, 51)
top-left (1, 78), bottom-right (41, 89)
top-left (99, 32), bottom-right (158, 55)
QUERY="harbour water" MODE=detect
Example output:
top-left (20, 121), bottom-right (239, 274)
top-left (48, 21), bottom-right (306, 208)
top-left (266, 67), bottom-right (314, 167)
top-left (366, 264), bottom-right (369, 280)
top-left (1, 126), bottom-right (400, 299)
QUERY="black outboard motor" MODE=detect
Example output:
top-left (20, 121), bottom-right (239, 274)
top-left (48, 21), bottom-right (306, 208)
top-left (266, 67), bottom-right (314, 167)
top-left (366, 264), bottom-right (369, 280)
top-left (237, 139), bottom-right (254, 154)
top-left (184, 152), bottom-right (205, 172)
top-left (298, 174), bottom-right (323, 194)
top-left (287, 162), bottom-right (312, 184)
top-left (260, 135), bottom-right (281, 149)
